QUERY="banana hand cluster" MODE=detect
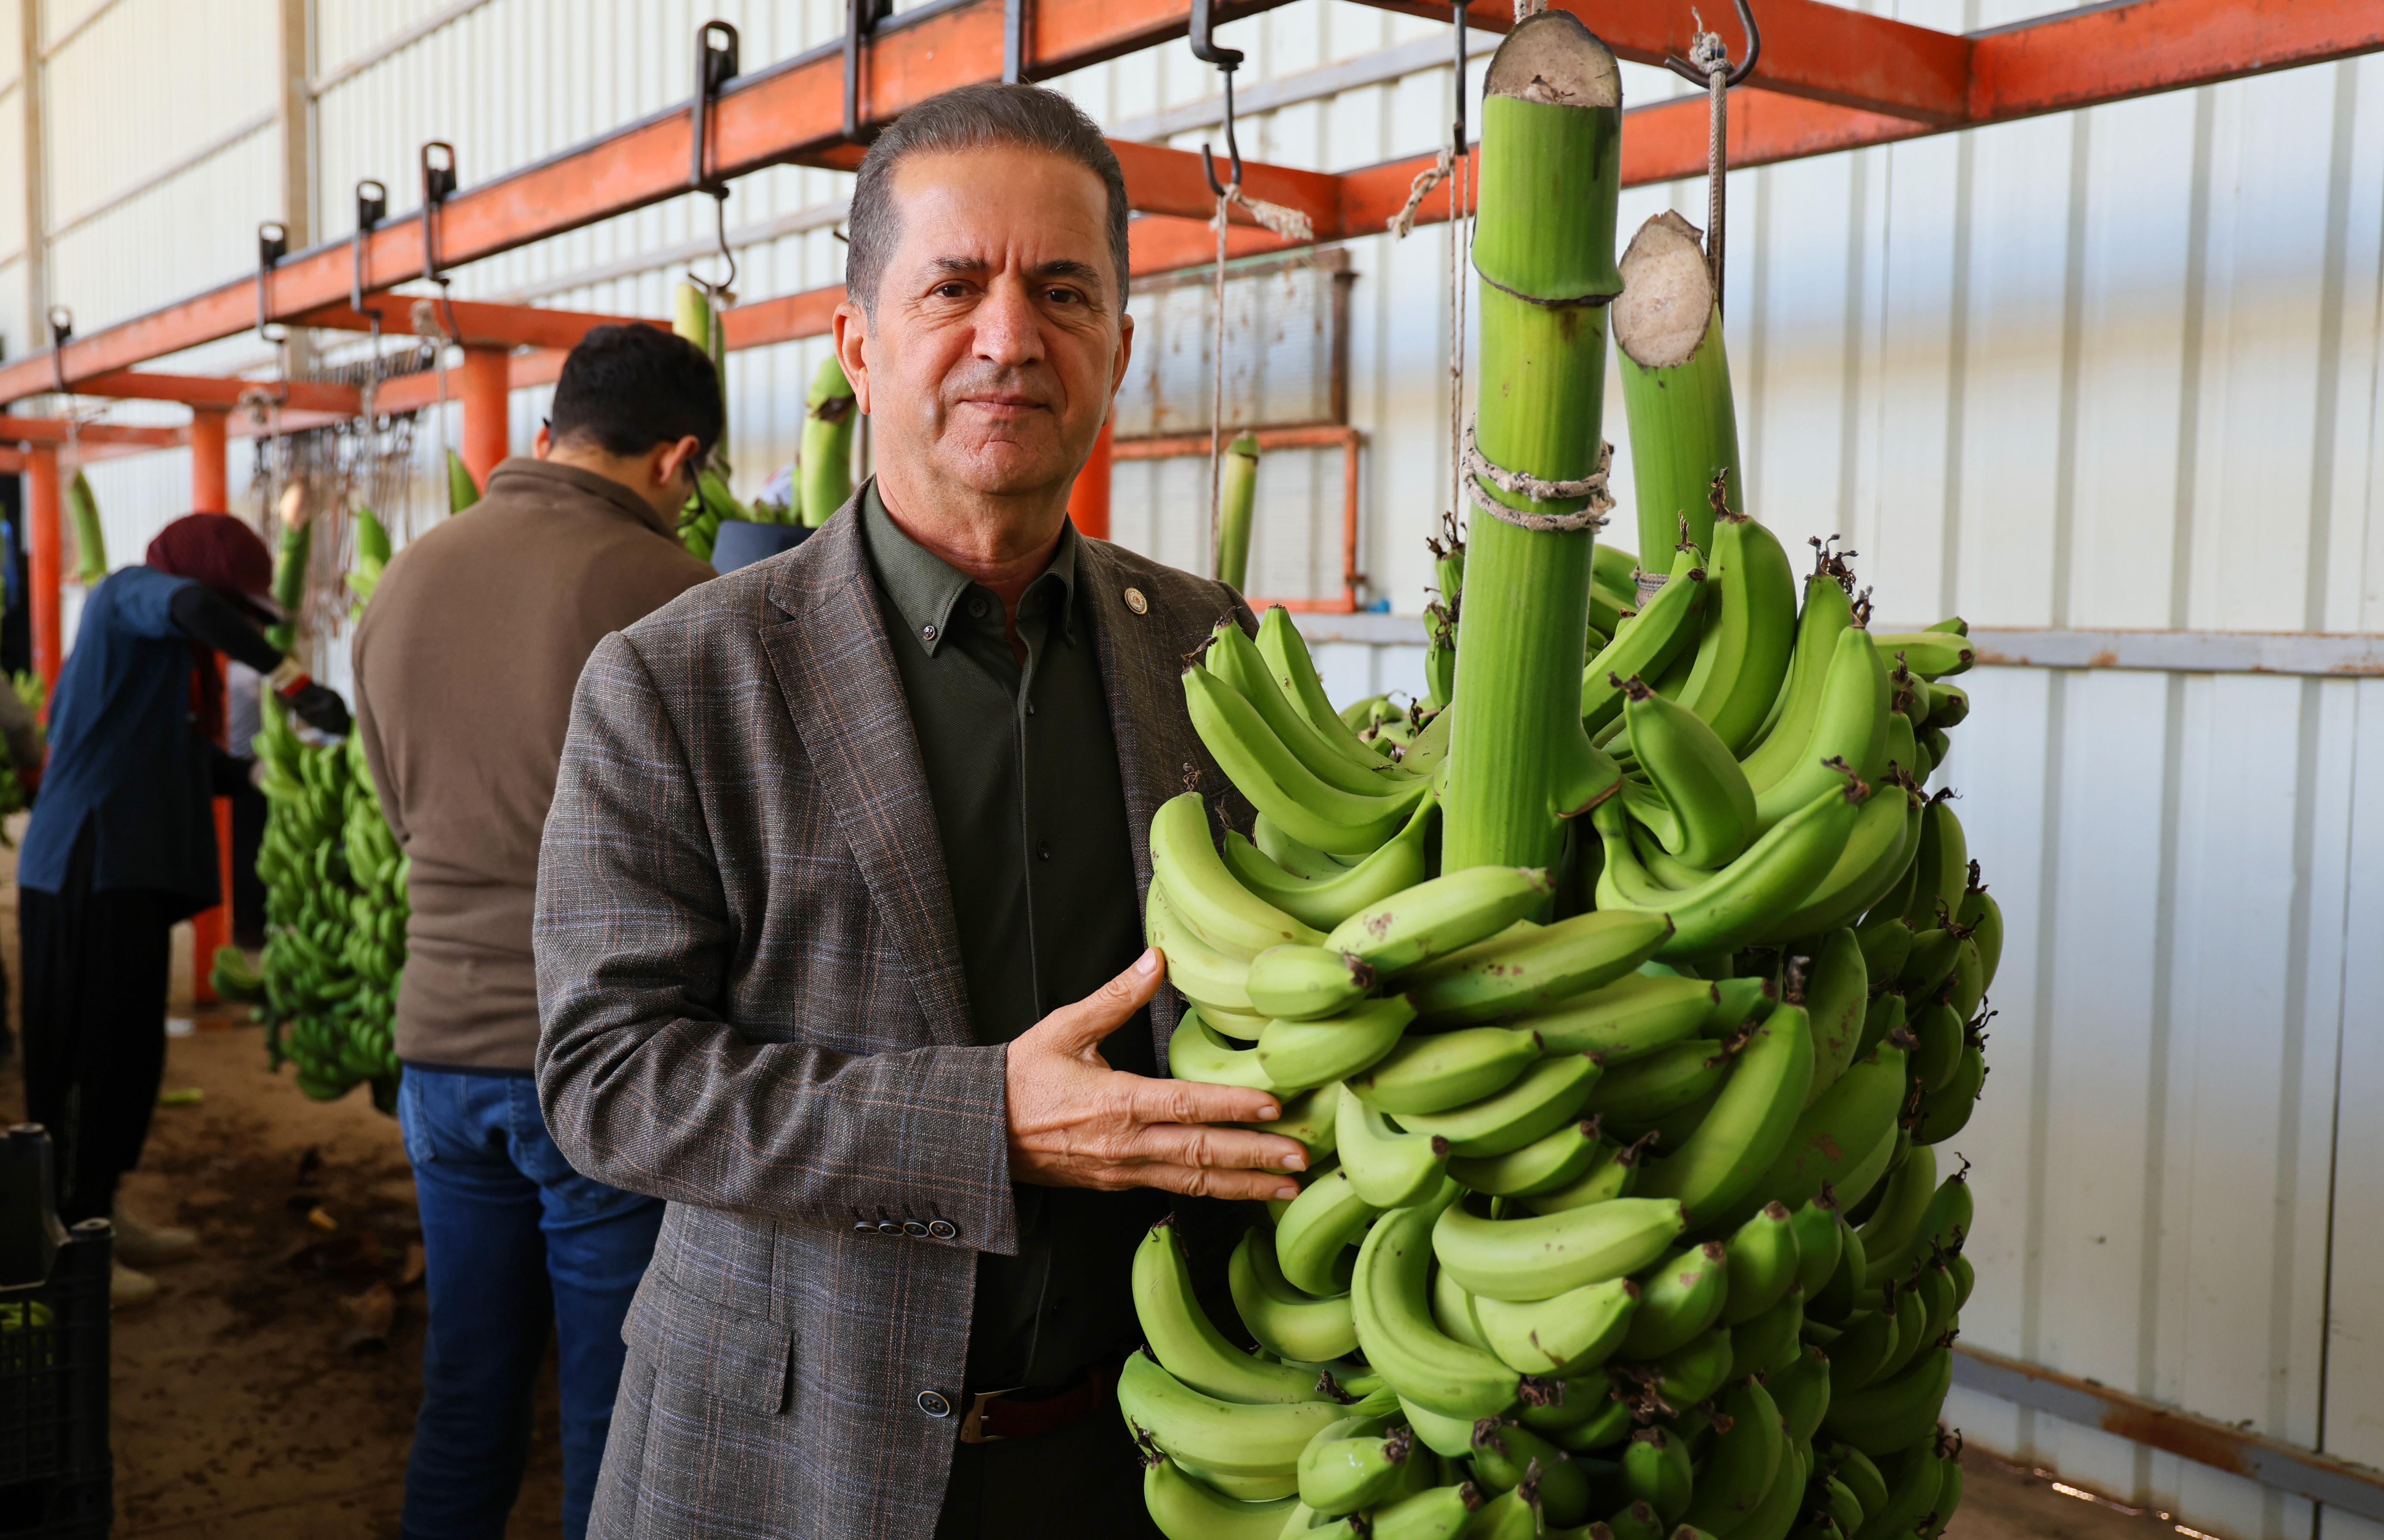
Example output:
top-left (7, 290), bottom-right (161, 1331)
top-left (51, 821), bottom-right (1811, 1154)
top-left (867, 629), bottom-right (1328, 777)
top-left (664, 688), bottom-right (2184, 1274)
top-left (1137, 564), bottom-right (1991, 1536)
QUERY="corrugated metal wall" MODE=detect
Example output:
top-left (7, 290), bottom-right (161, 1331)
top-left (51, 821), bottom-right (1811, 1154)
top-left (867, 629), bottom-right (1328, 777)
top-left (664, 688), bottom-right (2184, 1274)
top-left (5, 6), bottom-right (2382, 1537)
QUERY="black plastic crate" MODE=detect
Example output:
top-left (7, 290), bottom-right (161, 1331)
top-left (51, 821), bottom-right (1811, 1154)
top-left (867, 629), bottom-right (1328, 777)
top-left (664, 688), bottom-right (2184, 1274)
top-left (0, 1125), bottom-right (112, 1537)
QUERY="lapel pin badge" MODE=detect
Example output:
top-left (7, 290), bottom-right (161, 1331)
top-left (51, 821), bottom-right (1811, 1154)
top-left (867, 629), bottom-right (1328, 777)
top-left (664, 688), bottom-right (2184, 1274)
top-left (1124, 587), bottom-right (1149, 615)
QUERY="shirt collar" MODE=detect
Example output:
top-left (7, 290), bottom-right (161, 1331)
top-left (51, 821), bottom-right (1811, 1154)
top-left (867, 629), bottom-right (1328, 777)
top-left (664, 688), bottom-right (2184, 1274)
top-left (860, 480), bottom-right (1082, 656)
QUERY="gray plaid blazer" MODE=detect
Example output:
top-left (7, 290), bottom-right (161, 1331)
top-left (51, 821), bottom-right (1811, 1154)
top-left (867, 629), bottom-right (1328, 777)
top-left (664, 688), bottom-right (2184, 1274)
top-left (534, 498), bottom-right (1252, 1538)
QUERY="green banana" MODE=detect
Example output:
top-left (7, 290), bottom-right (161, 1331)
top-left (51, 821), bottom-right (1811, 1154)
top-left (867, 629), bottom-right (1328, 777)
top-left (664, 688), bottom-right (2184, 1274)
top-left (1741, 560), bottom-right (1858, 789)
top-left (1595, 778), bottom-right (1870, 964)
top-left (1408, 909), bottom-right (1676, 1025)
top-left (1222, 794), bottom-right (1436, 931)
top-left (1674, 511), bottom-right (1799, 755)
top-left (1722, 1203), bottom-right (1803, 1324)
top-left (1870, 633), bottom-right (1974, 680)
top-left (1338, 1087), bottom-right (1454, 1208)
top-left (1908, 999), bottom-right (1963, 1095)
top-left (1754, 782), bottom-right (1918, 947)
top-left (1136, 1218), bottom-right (1326, 1404)
top-left (1471, 1275), bottom-right (1640, 1377)
top-left (1849, 1443), bottom-right (1943, 1540)
top-left (1618, 1242), bottom-right (1730, 1358)
top-left (1117, 1350), bottom-right (1349, 1498)
top-left (1911, 1255), bottom-right (1958, 1350)
top-left (1241, 1084), bottom-right (1339, 1165)
top-left (1855, 919), bottom-right (1914, 991)
top-left (1869, 1168), bottom-right (1973, 1284)
top-left (1169, 1010), bottom-right (1276, 1090)
top-left (1830, 1444), bottom-right (1889, 1523)
top-left (1751, 625), bottom-right (1891, 832)
top-left (1183, 667), bottom-right (1431, 856)
top-left (1450, 1118), bottom-right (1611, 1198)
top-left (1899, 801), bottom-right (1970, 931)
top-left (1400, 1398), bottom-right (1486, 1460)
top-left (1584, 543), bottom-right (1709, 733)
top-left (1586, 1039), bottom-right (1733, 1126)
top-left (1325, 866), bottom-right (1555, 977)
top-left (1604, 1497), bottom-right (1670, 1540)
top-left (1855, 992), bottom-right (1906, 1062)
top-left (1230, 1225), bottom-right (1357, 1363)
top-left (1306, 1482), bottom-right (1481, 1540)
top-left (1790, 1193), bottom-right (1846, 1300)
top-left (1679, 1378), bottom-right (1786, 1534)
top-left (1706, 976), bottom-right (1778, 1037)
top-left (1854, 1148), bottom-right (1937, 1270)
top-left (1147, 884), bottom-right (1255, 1011)
top-left (1821, 1474), bottom-right (1865, 1538)
top-left (1349, 1183), bottom-right (1530, 1419)
top-left (1208, 620), bottom-right (1417, 797)
top-left (1796, 931), bottom-right (1871, 1105)
top-left (1396, 1055), bottom-right (1601, 1158)
top-left (1254, 606), bottom-right (1387, 767)
top-left (1944, 938), bottom-right (1986, 1022)
top-left (1520, 974), bottom-right (1717, 1059)
top-left (1277, 1166), bottom-right (1385, 1296)
top-left (1141, 1454), bottom-right (1301, 1539)
top-left (1474, 1419), bottom-right (1593, 1523)
top-left (1722, 1033), bottom-right (1910, 1229)
top-left (1819, 1347), bottom-right (1951, 1458)
top-left (1769, 1344), bottom-right (1834, 1447)
top-left (1347, 1028), bottom-right (1543, 1116)
top-left (1726, 1288), bottom-right (1804, 1381)
top-left (1298, 1420), bottom-right (1417, 1516)
top-left (1620, 677), bottom-right (1760, 867)
top-left (1948, 1252), bottom-right (1974, 1310)
top-left (1257, 997), bottom-right (1416, 1093)
top-left (1152, 793), bottom-right (1327, 958)
top-left (1620, 1426), bottom-right (1696, 1524)
top-left (1433, 1266), bottom-right (1493, 1351)
top-left (1432, 1195), bottom-right (1686, 1303)
top-left (1520, 1135), bottom-right (1646, 1214)
top-left (1257, 816), bottom-right (1349, 880)
top-left (1911, 1037), bottom-right (1984, 1146)
top-left (1246, 945), bottom-right (1374, 1021)
top-left (1648, 1324), bottom-right (1737, 1408)
top-left (1640, 1000), bottom-right (1814, 1232)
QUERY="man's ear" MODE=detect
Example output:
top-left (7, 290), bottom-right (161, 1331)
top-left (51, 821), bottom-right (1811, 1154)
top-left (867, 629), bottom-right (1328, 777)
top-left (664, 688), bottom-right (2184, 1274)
top-left (655, 435), bottom-right (703, 489)
top-left (1112, 311), bottom-right (1135, 396)
top-left (832, 301), bottom-right (872, 416)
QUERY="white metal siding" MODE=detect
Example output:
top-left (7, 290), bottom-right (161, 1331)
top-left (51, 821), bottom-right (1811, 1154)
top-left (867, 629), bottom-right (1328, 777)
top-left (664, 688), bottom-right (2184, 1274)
top-left (2, 11), bottom-right (2382, 1540)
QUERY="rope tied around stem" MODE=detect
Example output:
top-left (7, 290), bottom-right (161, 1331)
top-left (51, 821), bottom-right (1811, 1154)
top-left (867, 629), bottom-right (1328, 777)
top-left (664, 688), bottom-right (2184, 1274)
top-left (1211, 183), bottom-right (1314, 243)
top-left (1388, 146), bottom-right (1454, 239)
top-left (1462, 418), bottom-right (1614, 532)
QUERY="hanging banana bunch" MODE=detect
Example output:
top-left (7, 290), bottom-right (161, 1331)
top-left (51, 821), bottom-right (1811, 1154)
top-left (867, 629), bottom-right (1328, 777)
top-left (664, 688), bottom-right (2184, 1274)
top-left (1128, 15), bottom-right (1991, 1537)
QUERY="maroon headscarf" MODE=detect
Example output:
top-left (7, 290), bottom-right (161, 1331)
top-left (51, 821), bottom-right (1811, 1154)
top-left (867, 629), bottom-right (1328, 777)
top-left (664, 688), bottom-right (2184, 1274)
top-left (146, 513), bottom-right (276, 746)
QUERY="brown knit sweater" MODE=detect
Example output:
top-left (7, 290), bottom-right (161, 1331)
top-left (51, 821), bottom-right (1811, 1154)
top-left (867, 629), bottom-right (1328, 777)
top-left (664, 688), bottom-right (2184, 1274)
top-left (354, 457), bottom-right (714, 1071)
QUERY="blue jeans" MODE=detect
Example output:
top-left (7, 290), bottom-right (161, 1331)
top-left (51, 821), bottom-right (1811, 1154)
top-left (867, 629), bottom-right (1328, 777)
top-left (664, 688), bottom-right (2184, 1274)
top-left (397, 1066), bottom-right (664, 1540)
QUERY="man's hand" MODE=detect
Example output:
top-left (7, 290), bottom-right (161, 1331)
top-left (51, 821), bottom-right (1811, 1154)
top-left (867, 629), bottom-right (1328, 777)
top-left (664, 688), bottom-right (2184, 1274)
top-left (1007, 948), bottom-right (1306, 1202)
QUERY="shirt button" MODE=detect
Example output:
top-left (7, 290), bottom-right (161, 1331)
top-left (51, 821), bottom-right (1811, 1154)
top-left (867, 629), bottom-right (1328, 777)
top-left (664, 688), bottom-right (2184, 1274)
top-left (928, 1219), bottom-right (959, 1241)
top-left (918, 1390), bottom-right (953, 1419)
top-left (968, 596), bottom-right (988, 618)
top-left (1025, 700), bottom-right (1037, 717)
top-left (920, 623), bottom-right (937, 643)
top-left (1037, 840), bottom-right (1052, 861)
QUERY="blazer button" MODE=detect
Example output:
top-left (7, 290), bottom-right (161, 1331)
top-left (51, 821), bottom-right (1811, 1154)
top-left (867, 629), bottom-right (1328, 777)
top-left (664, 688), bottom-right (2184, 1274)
top-left (876, 1217), bottom-right (903, 1237)
top-left (928, 1219), bottom-right (959, 1242)
top-left (902, 1220), bottom-right (930, 1238)
top-left (918, 1390), bottom-right (954, 1419)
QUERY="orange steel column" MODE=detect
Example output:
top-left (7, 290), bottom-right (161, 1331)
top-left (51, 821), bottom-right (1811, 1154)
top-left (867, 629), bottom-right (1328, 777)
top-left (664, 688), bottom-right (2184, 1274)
top-left (459, 345), bottom-right (511, 490)
top-left (189, 407), bottom-right (230, 511)
top-left (27, 446), bottom-right (62, 690)
top-left (1069, 418), bottom-right (1113, 539)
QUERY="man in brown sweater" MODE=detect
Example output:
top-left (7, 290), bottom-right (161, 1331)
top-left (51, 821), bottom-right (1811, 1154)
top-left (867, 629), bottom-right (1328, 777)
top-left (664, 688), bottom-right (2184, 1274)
top-left (353, 323), bottom-right (717, 1540)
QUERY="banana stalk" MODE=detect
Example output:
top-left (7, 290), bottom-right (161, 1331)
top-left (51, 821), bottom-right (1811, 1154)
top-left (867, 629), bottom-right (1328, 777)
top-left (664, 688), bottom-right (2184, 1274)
top-left (800, 355), bottom-right (858, 527)
top-left (1615, 211), bottom-right (1743, 566)
top-left (1440, 11), bottom-right (1626, 875)
top-left (1424, 522), bottom-right (1464, 711)
top-left (675, 279), bottom-right (731, 473)
top-left (1215, 433), bottom-right (1260, 591)
top-left (447, 451), bottom-right (481, 513)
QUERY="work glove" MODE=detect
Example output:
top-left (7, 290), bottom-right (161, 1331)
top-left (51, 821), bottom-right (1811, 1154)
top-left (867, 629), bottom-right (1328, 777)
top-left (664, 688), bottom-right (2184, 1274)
top-left (286, 683), bottom-right (352, 739)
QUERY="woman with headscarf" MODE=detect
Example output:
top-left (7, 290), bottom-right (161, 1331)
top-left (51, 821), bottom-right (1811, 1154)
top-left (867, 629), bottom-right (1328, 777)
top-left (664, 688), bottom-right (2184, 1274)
top-left (18, 511), bottom-right (351, 1307)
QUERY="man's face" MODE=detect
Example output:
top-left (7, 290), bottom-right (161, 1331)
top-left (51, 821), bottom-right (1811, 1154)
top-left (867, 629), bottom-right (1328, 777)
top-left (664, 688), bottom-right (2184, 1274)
top-left (838, 145), bottom-right (1131, 506)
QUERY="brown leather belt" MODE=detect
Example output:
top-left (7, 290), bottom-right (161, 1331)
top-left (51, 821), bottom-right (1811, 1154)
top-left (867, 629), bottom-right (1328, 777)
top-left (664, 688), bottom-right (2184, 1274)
top-left (957, 1362), bottom-right (1118, 1444)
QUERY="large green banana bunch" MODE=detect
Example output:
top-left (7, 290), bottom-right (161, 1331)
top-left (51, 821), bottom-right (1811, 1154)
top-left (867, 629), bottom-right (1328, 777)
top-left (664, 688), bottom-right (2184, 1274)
top-left (232, 511), bottom-right (408, 1115)
top-left (1130, 19), bottom-right (1995, 1535)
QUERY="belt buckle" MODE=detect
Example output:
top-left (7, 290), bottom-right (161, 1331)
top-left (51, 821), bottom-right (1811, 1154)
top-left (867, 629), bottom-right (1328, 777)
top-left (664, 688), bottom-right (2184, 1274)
top-left (958, 1386), bottom-right (1021, 1444)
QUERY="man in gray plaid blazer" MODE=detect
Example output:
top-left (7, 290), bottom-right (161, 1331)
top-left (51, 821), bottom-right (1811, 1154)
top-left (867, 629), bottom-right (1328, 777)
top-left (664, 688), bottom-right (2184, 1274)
top-left (534, 84), bottom-right (1311, 1537)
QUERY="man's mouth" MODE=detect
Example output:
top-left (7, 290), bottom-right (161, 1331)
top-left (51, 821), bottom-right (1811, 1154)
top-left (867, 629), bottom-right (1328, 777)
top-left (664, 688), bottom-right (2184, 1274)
top-left (959, 394), bottom-right (1049, 419)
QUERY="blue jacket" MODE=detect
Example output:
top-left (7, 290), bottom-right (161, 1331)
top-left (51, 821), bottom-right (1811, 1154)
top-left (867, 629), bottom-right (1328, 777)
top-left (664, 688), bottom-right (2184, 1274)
top-left (19, 565), bottom-right (223, 917)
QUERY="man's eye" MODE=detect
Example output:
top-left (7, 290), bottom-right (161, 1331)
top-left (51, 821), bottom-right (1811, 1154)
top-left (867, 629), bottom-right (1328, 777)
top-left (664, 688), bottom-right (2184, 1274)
top-left (1044, 288), bottom-right (1082, 305)
top-left (934, 282), bottom-right (971, 298)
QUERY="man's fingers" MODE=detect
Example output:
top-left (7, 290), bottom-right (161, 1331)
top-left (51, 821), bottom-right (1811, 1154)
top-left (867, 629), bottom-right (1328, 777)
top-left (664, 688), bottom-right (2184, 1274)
top-left (1125, 1073), bottom-right (1281, 1129)
top-left (1025, 949), bottom-right (1167, 1056)
top-left (1135, 1164), bottom-right (1306, 1203)
top-left (1123, 1124), bottom-right (1309, 1174)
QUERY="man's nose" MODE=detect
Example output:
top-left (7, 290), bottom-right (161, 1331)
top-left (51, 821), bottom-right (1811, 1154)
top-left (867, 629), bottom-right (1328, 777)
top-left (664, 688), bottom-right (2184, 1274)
top-left (974, 276), bottom-right (1045, 367)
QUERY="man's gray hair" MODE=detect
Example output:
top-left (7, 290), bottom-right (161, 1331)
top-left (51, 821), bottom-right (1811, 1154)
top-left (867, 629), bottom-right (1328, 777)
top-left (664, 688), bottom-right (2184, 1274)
top-left (844, 84), bottom-right (1133, 318)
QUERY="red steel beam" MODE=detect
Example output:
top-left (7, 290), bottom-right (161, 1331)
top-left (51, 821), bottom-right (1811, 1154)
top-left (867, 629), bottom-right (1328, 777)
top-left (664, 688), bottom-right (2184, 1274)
top-left (299, 295), bottom-right (667, 351)
top-left (77, 370), bottom-right (363, 416)
top-left (0, 417), bottom-right (186, 450)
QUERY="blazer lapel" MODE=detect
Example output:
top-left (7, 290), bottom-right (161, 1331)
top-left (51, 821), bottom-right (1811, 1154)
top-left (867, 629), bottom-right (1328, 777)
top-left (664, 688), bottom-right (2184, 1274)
top-left (757, 512), bottom-right (975, 1048)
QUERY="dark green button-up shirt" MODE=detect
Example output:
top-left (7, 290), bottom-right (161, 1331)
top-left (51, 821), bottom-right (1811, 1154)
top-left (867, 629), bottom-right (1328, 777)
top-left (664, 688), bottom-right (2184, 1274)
top-left (860, 484), bottom-right (1166, 1392)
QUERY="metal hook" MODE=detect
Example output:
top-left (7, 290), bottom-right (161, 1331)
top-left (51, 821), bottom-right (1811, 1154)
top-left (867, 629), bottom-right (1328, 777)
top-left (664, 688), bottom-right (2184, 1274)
top-left (351, 179), bottom-right (386, 315)
top-left (256, 220), bottom-right (290, 343)
top-left (419, 142), bottom-right (464, 347)
top-left (1190, 0), bottom-right (1243, 195)
top-left (1661, 0), bottom-right (1760, 87)
top-left (47, 306), bottom-right (71, 402)
top-left (689, 21), bottom-right (740, 191)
